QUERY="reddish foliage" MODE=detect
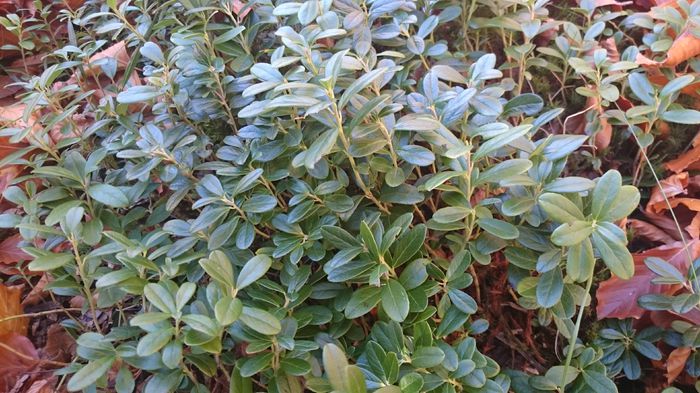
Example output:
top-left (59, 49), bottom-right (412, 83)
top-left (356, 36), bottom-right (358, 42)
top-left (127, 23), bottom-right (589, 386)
top-left (0, 234), bottom-right (30, 265)
top-left (596, 241), bottom-right (700, 319)
top-left (0, 333), bottom-right (39, 392)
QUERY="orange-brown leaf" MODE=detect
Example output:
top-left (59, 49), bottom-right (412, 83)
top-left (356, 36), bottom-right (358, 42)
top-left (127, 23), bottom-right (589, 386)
top-left (647, 172), bottom-right (689, 213)
top-left (666, 144), bottom-right (700, 173)
top-left (629, 218), bottom-right (677, 244)
top-left (666, 347), bottom-right (691, 384)
top-left (637, 29), bottom-right (700, 67)
top-left (0, 285), bottom-right (27, 336)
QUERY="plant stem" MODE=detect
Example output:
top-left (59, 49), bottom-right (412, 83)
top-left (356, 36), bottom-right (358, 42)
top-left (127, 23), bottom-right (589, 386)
top-left (560, 272), bottom-right (594, 391)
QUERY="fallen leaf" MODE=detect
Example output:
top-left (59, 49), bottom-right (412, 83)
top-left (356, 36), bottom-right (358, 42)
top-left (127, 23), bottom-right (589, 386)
top-left (0, 284), bottom-right (27, 336)
top-left (24, 378), bottom-right (56, 393)
top-left (232, 0), bottom-right (252, 18)
top-left (21, 274), bottom-right (49, 307)
top-left (629, 218), bottom-right (677, 244)
top-left (665, 132), bottom-right (700, 173)
top-left (642, 210), bottom-right (688, 242)
top-left (647, 172), bottom-right (689, 213)
top-left (637, 28), bottom-right (700, 67)
top-left (86, 41), bottom-right (130, 75)
top-left (41, 324), bottom-right (75, 363)
top-left (666, 347), bottom-right (691, 384)
top-left (0, 235), bottom-right (30, 265)
top-left (596, 241), bottom-right (700, 319)
top-left (0, 333), bottom-right (38, 392)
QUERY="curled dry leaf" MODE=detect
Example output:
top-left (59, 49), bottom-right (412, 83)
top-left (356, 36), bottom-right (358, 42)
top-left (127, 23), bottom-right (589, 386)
top-left (596, 240), bottom-right (700, 319)
top-left (666, 132), bottom-right (700, 173)
top-left (629, 218), bottom-right (678, 244)
top-left (637, 29), bottom-right (700, 67)
top-left (666, 347), bottom-right (691, 384)
top-left (647, 172), bottom-right (690, 213)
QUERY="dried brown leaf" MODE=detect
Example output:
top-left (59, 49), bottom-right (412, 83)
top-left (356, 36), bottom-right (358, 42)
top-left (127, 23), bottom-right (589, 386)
top-left (666, 347), bottom-right (691, 384)
top-left (0, 333), bottom-right (38, 392)
top-left (0, 285), bottom-right (27, 336)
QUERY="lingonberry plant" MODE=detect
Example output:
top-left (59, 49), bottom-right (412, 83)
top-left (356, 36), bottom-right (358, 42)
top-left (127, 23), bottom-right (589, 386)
top-left (2, 0), bottom-right (700, 392)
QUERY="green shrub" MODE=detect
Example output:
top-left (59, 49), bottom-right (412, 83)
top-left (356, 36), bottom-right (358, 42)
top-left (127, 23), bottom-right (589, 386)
top-left (3, 0), bottom-right (700, 392)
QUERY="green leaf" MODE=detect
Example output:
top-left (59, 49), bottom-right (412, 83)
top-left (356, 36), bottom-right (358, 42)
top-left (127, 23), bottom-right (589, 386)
top-left (567, 238), bottom-right (595, 282)
top-left (476, 159), bottom-right (532, 185)
top-left (182, 314), bottom-right (219, 337)
top-left (344, 365), bottom-right (368, 393)
top-left (628, 72), bottom-right (655, 105)
top-left (660, 74), bottom-right (694, 97)
top-left (304, 128), bottom-right (338, 169)
top-left (323, 344), bottom-right (349, 391)
top-left (117, 85), bottom-right (160, 103)
top-left (538, 193), bottom-right (584, 223)
top-left (536, 268), bottom-right (564, 308)
top-left (392, 224), bottom-right (426, 266)
top-left (591, 223), bottom-right (634, 279)
top-left (115, 366), bottom-right (135, 393)
top-left (448, 289), bottom-right (477, 314)
top-left (140, 42), bottom-right (165, 64)
top-left (240, 307), bottom-right (281, 335)
top-left (28, 253), bottom-right (74, 271)
top-left (420, 171), bottom-right (464, 191)
top-left (477, 218), bottom-right (519, 240)
top-left (503, 93), bottom-right (544, 117)
top-left (200, 251), bottom-right (235, 291)
top-left (381, 279), bottom-right (409, 322)
top-left (143, 283), bottom-right (177, 314)
top-left (544, 177), bottom-right (595, 193)
top-left (661, 109), bottom-right (700, 124)
top-left (360, 221), bottom-right (381, 260)
top-left (280, 358), bottom-right (311, 376)
top-left (237, 254), bottom-right (272, 290)
top-left (432, 207), bottom-right (471, 223)
top-left (411, 347), bottom-right (445, 368)
top-left (602, 185), bottom-right (640, 222)
top-left (67, 356), bottom-right (116, 392)
top-left (88, 184), bottom-right (129, 208)
top-left (215, 296), bottom-right (243, 326)
top-left (230, 366), bottom-right (253, 393)
top-left (474, 124), bottom-right (531, 159)
top-left (396, 145), bottom-right (435, 166)
top-left (591, 170), bottom-right (621, 219)
top-left (644, 257), bottom-right (685, 284)
top-left (136, 328), bottom-right (174, 356)
top-left (551, 221), bottom-right (593, 246)
top-left (339, 68), bottom-right (387, 109)
top-left (344, 286), bottom-right (382, 319)
top-left (321, 226), bottom-right (361, 248)
top-left (239, 353), bottom-right (273, 377)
